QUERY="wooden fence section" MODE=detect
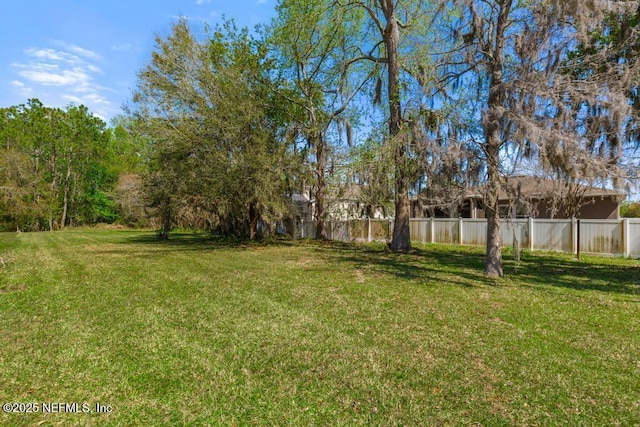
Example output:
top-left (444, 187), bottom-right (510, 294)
top-left (298, 218), bottom-right (640, 258)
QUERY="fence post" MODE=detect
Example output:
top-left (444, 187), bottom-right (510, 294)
top-left (368, 218), bottom-right (372, 242)
top-left (575, 218), bottom-right (581, 259)
top-left (623, 218), bottom-right (630, 258)
top-left (430, 218), bottom-right (435, 244)
top-left (528, 217), bottom-right (534, 251)
top-left (301, 219), bottom-right (305, 239)
top-left (459, 217), bottom-right (463, 245)
top-left (570, 218), bottom-right (575, 255)
top-left (423, 219), bottom-right (427, 244)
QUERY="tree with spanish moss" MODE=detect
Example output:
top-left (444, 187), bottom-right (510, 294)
top-left (269, 0), bottom-right (374, 239)
top-left (435, 0), bottom-right (640, 276)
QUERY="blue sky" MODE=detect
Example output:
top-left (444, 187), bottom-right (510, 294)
top-left (0, 0), bottom-right (277, 123)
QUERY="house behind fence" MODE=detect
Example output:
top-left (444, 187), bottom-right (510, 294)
top-left (297, 218), bottom-right (640, 258)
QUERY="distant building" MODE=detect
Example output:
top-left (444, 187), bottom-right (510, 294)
top-left (411, 176), bottom-right (626, 219)
top-left (291, 189), bottom-right (315, 221)
top-left (292, 184), bottom-right (390, 221)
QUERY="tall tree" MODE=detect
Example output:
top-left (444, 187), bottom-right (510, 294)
top-left (59, 105), bottom-right (113, 227)
top-left (269, 0), bottom-right (374, 239)
top-left (129, 18), bottom-right (299, 239)
top-left (437, 0), bottom-right (640, 276)
top-left (335, 0), bottom-right (431, 251)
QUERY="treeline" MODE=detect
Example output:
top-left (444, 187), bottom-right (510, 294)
top-left (0, 100), bottom-right (143, 231)
top-left (621, 202), bottom-right (640, 218)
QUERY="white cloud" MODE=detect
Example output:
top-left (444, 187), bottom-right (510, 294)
top-left (49, 40), bottom-right (102, 61)
top-left (26, 48), bottom-right (66, 62)
top-left (82, 93), bottom-right (110, 105)
top-left (12, 61), bottom-right (59, 71)
top-left (62, 95), bottom-right (82, 103)
top-left (110, 43), bottom-right (134, 52)
top-left (86, 64), bottom-right (103, 74)
top-left (69, 45), bottom-right (102, 61)
top-left (10, 79), bottom-right (33, 97)
top-left (9, 40), bottom-right (113, 118)
top-left (17, 67), bottom-right (90, 87)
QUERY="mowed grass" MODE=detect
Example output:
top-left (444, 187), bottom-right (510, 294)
top-left (0, 230), bottom-right (639, 426)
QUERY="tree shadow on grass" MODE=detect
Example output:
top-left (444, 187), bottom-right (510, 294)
top-left (307, 241), bottom-right (640, 296)
top-left (80, 230), bottom-right (298, 261)
top-left (115, 231), bottom-right (640, 296)
top-left (509, 252), bottom-right (640, 296)
top-left (306, 241), bottom-right (490, 288)
top-left (120, 231), bottom-right (297, 252)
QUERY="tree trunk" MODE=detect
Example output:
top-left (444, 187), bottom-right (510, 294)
top-left (60, 153), bottom-right (72, 228)
top-left (482, 0), bottom-right (511, 277)
top-left (484, 142), bottom-right (503, 277)
top-left (383, 1), bottom-right (411, 252)
top-left (158, 199), bottom-right (171, 240)
top-left (50, 147), bottom-right (58, 228)
top-left (391, 173), bottom-right (411, 251)
top-left (249, 200), bottom-right (259, 240)
top-left (314, 131), bottom-right (329, 240)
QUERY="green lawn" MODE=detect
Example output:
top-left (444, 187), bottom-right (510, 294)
top-left (0, 229), bottom-right (638, 426)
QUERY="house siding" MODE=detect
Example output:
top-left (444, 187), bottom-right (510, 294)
top-left (529, 197), bottom-right (620, 220)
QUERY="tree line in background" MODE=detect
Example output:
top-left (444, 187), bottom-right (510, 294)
top-left (2, 0), bottom-right (640, 277)
top-left (0, 100), bottom-right (140, 231)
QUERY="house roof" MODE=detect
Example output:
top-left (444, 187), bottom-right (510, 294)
top-left (467, 175), bottom-right (626, 201)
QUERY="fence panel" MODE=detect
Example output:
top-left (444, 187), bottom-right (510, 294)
top-left (531, 219), bottom-right (572, 252)
top-left (500, 219), bottom-right (530, 248)
top-left (299, 220), bottom-right (316, 238)
top-left (628, 220), bottom-right (640, 258)
top-left (298, 218), bottom-right (638, 257)
top-left (462, 219), bottom-right (486, 246)
top-left (347, 220), bottom-right (367, 241)
top-left (579, 220), bottom-right (623, 255)
top-left (433, 219), bottom-right (459, 244)
top-left (409, 219), bottom-right (430, 243)
top-left (370, 220), bottom-right (392, 241)
top-left (328, 221), bottom-right (350, 242)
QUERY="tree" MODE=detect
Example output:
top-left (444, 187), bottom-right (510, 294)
top-left (621, 201), bottom-right (640, 218)
top-left (108, 115), bottom-right (150, 226)
top-left (269, 0), bottom-right (373, 239)
top-left (129, 18), bottom-right (299, 239)
top-left (354, 0), bottom-right (411, 250)
top-left (332, 0), bottom-right (436, 251)
top-left (59, 105), bottom-right (114, 227)
top-left (412, 113), bottom-right (484, 218)
top-left (348, 132), bottom-right (395, 218)
top-left (436, 0), bottom-right (640, 276)
top-left (0, 100), bottom-right (60, 230)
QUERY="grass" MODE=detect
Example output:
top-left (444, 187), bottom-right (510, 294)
top-left (0, 229), bottom-right (639, 426)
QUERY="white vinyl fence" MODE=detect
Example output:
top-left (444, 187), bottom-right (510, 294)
top-left (298, 218), bottom-right (640, 258)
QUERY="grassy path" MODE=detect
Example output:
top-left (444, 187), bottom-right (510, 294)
top-left (0, 230), bottom-right (638, 425)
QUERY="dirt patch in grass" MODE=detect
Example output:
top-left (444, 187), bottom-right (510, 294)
top-left (0, 283), bottom-right (26, 293)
